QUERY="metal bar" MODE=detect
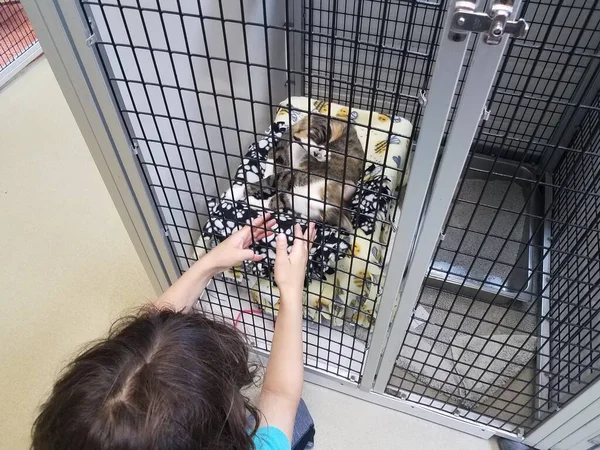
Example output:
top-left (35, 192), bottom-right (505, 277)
top-left (536, 172), bottom-right (553, 420)
top-left (374, 2), bottom-right (522, 393)
top-left (21, 0), bottom-right (178, 292)
top-left (539, 404), bottom-right (600, 450)
top-left (0, 41), bottom-right (43, 88)
top-left (359, 1), bottom-right (470, 391)
top-left (525, 375), bottom-right (600, 447)
top-left (287, 0), bottom-right (304, 96)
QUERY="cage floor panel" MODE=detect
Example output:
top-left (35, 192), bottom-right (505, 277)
top-left (428, 155), bottom-right (542, 302)
top-left (390, 285), bottom-right (539, 430)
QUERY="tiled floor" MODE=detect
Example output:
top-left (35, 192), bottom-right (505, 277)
top-left (0, 2), bottom-right (36, 69)
top-left (0, 56), bottom-right (500, 449)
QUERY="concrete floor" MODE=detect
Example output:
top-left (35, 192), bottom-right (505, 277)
top-left (0, 56), bottom-right (499, 450)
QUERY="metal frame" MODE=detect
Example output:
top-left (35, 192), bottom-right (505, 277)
top-left (525, 381), bottom-right (600, 449)
top-left (20, 0), bottom-right (178, 293)
top-left (374, 15), bottom-right (519, 394)
top-left (360, 2), bottom-right (471, 391)
top-left (535, 172), bottom-right (553, 421)
top-left (286, 0), bottom-right (304, 96)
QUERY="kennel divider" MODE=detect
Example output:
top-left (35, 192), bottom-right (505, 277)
top-left (22, 0), bottom-right (600, 444)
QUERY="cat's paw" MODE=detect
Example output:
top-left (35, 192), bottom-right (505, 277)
top-left (312, 148), bottom-right (328, 162)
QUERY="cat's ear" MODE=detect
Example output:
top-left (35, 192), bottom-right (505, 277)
top-left (328, 120), bottom-right (345, 143)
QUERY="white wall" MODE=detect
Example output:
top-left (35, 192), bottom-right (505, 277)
top-left (87, 0), bottom-right (288, 267)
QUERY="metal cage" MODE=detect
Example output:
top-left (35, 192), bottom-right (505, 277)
top-left (21, 0), bottom-right (600, 446)
top-left (0, 0), bottom-right (41, 86)
top-left (382, 0), bottom-right (600, 435)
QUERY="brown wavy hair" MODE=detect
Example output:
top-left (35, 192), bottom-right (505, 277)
top-left (31, 306), bottom-right (260, 450)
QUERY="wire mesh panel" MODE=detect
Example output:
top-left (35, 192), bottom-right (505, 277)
top-left (549, 92), bottom-right (600, 409)
top-left (0, 0), bottom-right (37, 70)
top-left (386, 0), bottom-right (600, 434)
top-left (305, 0), bottom-right (444, 119)
top-left (79, 0), bottom-right (443, 381)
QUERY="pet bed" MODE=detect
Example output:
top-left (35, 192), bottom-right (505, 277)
top-left (196, 97), bottom-right (412, 329)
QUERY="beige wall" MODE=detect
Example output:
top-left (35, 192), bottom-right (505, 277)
top-left (0, 57), bottom-right (155, 449)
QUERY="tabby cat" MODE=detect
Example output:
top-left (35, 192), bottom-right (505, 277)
top-left (247, 114), bottom-right (364, 231)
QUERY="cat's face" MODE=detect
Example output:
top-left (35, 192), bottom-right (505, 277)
top-left (291, 115), bottom-right (346, 150)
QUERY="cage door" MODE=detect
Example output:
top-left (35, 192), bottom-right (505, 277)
top-left (374, 2), bottom-right (524, 401)
top-left (376, 0), bottom-right (600, 438)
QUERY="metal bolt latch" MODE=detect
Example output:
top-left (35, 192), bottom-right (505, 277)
top-left (449, 0), bottom-right (529, 45)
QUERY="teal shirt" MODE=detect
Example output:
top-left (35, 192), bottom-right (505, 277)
top-left (252, 426), bottom-right (290, 450)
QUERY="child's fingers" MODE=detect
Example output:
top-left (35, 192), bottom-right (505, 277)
top-left (306, 222), bottom-right (316, 251)
top-left (251, 213), bottom-right (271, 227)
top-left (251, 253), bottom-right (266, 262)
top-left (253, 230), bottom-right (274, 242)
top-left (275, 233), bottom-right (288, 260)
top-left (291, 224), bottom-right (309, 257)
top-left (292, 223), bottom-right (303, 248)
top-left (239, 248), bottom-right (257, 261)
top-left (247, 213), bottom-right (272, 237)
top-left (303, 222), bottom-right (315, 251)
top-left (252, 219), bottom-right (277, 240)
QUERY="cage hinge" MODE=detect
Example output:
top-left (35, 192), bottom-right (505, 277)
top-left (418, 90), bottom-right (428, 107)
top-left (164, 227), bottom-right (170, 237)
top-left (85, 33), bottom-right (97, 47)
top-left (131, 141), bottom-right (139, 155)
top-left (449, 0), bottom-right (529, 45)
top-left (482, 107), bottom-right (491, 121)
top-left (439, 232), bottom-right (446, 241)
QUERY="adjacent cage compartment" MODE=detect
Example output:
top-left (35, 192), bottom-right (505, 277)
top-left (387, 0), bottom-right (600, 435)
top-left (79, 0), bottom-right (440, 381)
top-left (0, 0), bottom-right (37, 70)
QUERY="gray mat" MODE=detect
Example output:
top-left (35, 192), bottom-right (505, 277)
top-left (433, 178), bottom-right (528, 289)
top-left (394, 286), bottom-right (538, 408)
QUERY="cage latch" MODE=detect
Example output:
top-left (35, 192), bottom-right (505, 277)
top-left (449, 0), bottom-right (529, 45)
top-left (85, 33), bottom-right (97, 47)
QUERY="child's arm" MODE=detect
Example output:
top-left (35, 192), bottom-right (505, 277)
top-left (155, 214), bottom-right (276, 312)
top-left (258, 223), bottom-right (315, 442)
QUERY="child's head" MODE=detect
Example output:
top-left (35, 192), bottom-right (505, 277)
top-left (32, 307), bottom-right (259, 450)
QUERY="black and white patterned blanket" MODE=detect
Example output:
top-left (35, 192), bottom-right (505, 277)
top-left (202, 121), bottom-right (393, 280)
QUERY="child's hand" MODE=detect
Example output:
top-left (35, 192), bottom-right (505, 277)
top-left (207, 214), bottom-right (277, 274)
top-left (274, 223), bottom-right (316, 305)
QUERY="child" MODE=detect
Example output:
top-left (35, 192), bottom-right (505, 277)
top-left (32, 214), bottom-right (316, 450)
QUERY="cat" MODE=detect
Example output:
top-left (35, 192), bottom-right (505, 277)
top-left (247, 114), bottom-right (364, 231)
